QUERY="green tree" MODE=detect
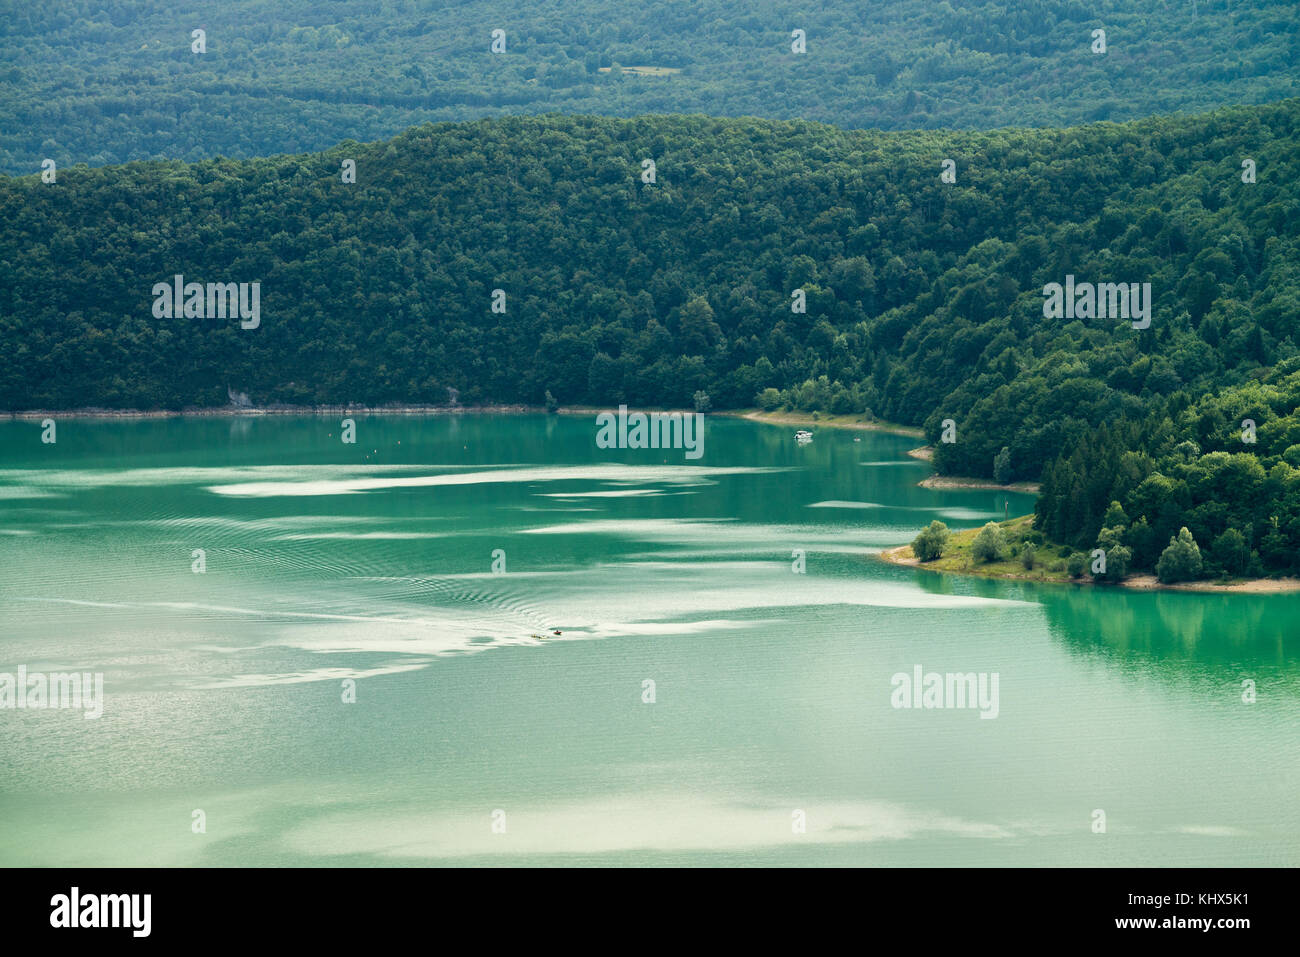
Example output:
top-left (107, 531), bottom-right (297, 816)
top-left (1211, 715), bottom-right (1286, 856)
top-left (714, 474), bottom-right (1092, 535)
top-left (1156, 527), bottom-right (1204, 583)
top-left (1101, 501), bottom-right (1128, 528)
top-left (677, 296), bottom-right (721, 355)
top-left (1209, 528), bottom-right (1248, 577)
top-left (971, 522), bottom-right (1006, 563)
top-left (993, 446), bottom-right (1012, 485)
top-left (911, 520), bottom-right (949, 562)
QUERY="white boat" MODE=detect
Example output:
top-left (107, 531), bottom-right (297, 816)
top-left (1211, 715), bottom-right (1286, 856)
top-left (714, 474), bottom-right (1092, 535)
top-left (795, 429), bottom-right (813, 443)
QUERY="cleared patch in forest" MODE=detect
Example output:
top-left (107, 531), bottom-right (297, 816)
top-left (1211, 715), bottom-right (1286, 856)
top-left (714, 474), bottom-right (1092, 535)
top-left (598, 65), bottom-right (682, 76)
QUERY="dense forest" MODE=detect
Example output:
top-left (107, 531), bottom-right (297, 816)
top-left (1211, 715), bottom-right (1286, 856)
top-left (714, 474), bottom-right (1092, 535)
top-left (1033, 361), bottom-right (1300, 580)
top-left (3, 100), bottom-right (1300, 576)
top-left (3, 0), bottom-right (1298, 173)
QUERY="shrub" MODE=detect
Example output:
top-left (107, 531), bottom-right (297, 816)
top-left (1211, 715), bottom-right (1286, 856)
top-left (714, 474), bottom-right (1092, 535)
top-left (911, 520), bottom-right (949, 562)
top-left (1094, 544), bottom-right (1131, 582)
top-left (1021, 544), bottom-right (1036, 570)
top-left (971, 522), bottom-right (1007, 563)
top-left (1067, 552), bottom-right (1087, 578)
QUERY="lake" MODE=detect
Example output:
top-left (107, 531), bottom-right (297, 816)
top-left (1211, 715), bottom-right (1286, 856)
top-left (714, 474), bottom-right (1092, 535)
top-left (1, 413), bottom-right (1296, 865)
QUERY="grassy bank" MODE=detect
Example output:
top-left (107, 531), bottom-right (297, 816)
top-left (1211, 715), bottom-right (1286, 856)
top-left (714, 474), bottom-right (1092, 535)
top-left (881, 515), bottom-right (1300, 593)
top-left (881, 516), bottom-right (1077, 582)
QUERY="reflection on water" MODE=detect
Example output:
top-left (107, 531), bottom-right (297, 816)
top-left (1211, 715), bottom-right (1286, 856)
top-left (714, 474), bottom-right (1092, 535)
top-left (1041, 586), bottom-right (1300, 666)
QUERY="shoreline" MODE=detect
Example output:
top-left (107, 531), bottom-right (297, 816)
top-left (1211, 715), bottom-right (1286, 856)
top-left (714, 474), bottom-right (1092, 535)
top-left (2, 403), bottom-right (539, 420)
top-left (1, 404), bottom-right (927, 434)
top-left (879, 543), bottom-right (1300, 594)
top-left (906, 446), bottom-right (1042, 493)
top-left (732, 409), bottom-right (924, 436)
top-left (10, 399), bottom-right (1292, 594)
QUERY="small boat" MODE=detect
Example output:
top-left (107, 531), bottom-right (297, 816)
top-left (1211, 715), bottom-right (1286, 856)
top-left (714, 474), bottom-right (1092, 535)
top-left (795, 429), bottom-right (813, 443)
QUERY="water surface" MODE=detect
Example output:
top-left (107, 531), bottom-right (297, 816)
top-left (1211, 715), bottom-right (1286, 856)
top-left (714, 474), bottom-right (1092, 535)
top-left (1, 414), bottom-right (1296, 865)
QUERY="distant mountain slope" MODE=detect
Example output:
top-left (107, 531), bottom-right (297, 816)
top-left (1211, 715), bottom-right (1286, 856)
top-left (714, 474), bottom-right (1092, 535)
top-left (1, 99), bottom-right (1295, 423)
top-left (2, 0), bottom-right (1297, 172)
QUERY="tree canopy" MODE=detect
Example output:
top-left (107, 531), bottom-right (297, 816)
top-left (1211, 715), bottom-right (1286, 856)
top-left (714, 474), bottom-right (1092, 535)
top-left (3, 0), bottom-right (1298, 173)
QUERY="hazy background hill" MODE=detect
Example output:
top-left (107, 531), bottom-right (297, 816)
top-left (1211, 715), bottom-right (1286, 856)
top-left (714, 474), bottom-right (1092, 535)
top-left (2, 0), bottom-right (1297, 172)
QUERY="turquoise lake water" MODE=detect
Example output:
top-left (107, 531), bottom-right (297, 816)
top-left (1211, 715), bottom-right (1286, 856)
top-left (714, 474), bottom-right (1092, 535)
top-left (1, 414), bottom-right (1296, 865)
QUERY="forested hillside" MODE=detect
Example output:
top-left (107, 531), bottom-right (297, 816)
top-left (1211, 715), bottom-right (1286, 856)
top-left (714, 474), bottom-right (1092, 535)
top-left (1034, 362), bottom-right (1300, 580)
top-left (4, 101), bottom-right (1300, 572)
top-left (2, 0), bottom-right (1297, 172)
